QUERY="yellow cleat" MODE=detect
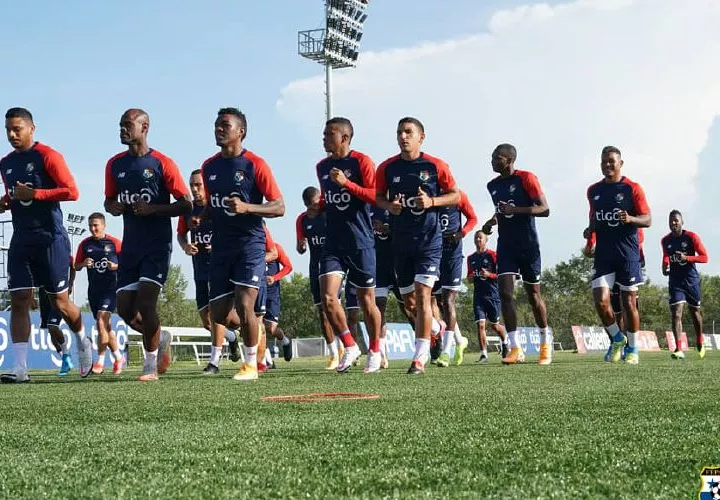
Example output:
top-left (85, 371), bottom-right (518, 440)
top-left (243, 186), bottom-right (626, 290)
top-left (699, 344), bottom-right (706, 359)
top-left (538, 344), bottom-right (553, 366)
top-left (325, 355), bottom-right (340, 370)
top-left (232, 363), bottom-right (258, 381)
top-left (502, 347), bottom-right (526, 365)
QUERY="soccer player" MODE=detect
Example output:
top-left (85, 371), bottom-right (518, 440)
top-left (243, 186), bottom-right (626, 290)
top-left (316, 117), bottom-right (382, 374)
top-left (296, 186), bottom-right (343, 369)
top-left (584, 146), bottom-right (651, 365)
top-left (38, 256), bottom-right (77, 376)
top-left (104, 108), bottom-right (191, 382)
top-left (661, 210), bottom-right (708, 359)
top-left (467, 230), bottom-right (508, 362)
top-left (0, 107), bottom-right (91, 384)
top-left (435, 189), bottom-right (477, 367)
top-left (264, 242), bottom-right (293, 362)
top-left (376, 117), bottom-right (460, 375)
top-left (255, 224), bottom-right (279, 374)
top-left (482, 143), bottom-right (552, 365)
top-left (178, 169), bottom-right (240, 375)
top-left (75, 213), bottom-right (125, 375)
top-left (200, 107), bottom-right (284, 381)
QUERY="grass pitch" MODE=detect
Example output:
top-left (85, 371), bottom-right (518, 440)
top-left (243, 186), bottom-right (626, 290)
top-left (0, 352), bottom-right (716, 499)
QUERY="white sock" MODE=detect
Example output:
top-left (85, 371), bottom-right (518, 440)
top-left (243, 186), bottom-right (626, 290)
top-left (508, 330), bottom-right (519, 349)
top-left (335, 337), bottom-right (343, 352)
top-left (380, 337), bottom-right (387, 355)
top-left (413, 338), bottom-right (431, 364)
top-left (59, 338), bottom-right (69, 355)
top-left (97, 352), bottom-right (106, 366)
top-left (14, 342), bottom-right (28, 372)
top-left (540, 327), bottom-right (552, 346)
top-left (627, 331), bottom-right (638, 349)
top-left (431, 318), bottom-right (442, 335)
top-left (606, 322), bottom-right (621, 339)
top-left (501, 335), bottom-right (509, 345)
top-left (328, 339), bottom-right (339, 357)
top-left (210, 346), bottom-right (222, 367)
top-left (244, 344), bottom-right (258, 367)
top-left (442, 330), bottom-right (454, 355)
top-left (225, 329), bottom-right (237, 343)
top-left (265, 348), bottom-right (273, 364)
top-left (454, 324), bottom-right (463, 343)
top-left (281, 335), bottom-right (291, 346)
top-left (112, 350), bottom-right (122, 362)
top-left (145, 349), bottom-right (158, 372)
top-left (481, 349), bottom-right (488, 357)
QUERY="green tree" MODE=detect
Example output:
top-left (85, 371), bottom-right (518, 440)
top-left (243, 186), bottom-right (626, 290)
top-left (279, 273), bottom-right (323, 337)
top-left (158, 264), bottom-right (202, 327)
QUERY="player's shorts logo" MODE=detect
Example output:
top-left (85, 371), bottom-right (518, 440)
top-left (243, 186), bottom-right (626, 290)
top-left (325, 189), bottom-right (352, 211)
top-left (234, 171), bottom-right (245, 184)
top-left (699, 466), bottom-right (720, 499)
top-left (142, 168), bottom-right (154, 180)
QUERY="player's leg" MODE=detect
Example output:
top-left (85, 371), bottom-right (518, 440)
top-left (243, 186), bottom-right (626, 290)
top-left (476, 319), bottom-right (488, 363)
top-left (231, 284), bottom-right (261, 380)
top-left (375, 293), bottom-right (389, 368)
top-left (444, 290), bottom-right (468, 366)
top-left (687, 282), bottom-right (705, 358)
top-left (520, 248), bottom-right (551, 365)
top-left (498, 274), bottom-right (524, 364)
top-left (133, 281), bottom-right (167, 379)
top-left (344, 282), bottom-right (362, 347)
top-left (1, 287), bottom-right (34, 383)
top-left (406, 247), bottom-right (441, 375)
top-left (198, 279), bottom-right (223, 374)
top-left (615, 261), bottom-right (643, 365)
top-left (264, 289), bottom-right (291, 362)
top-left (669, 300), bottom-right (685, 359)
top-left (348, 248), bottom-right (382, 373)
top-left (431, 289), bottom-right (447, 365)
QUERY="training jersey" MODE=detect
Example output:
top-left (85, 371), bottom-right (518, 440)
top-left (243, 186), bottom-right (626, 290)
top-left (105, 149), bottom-right (188, 253)
top-left (0, 142), bottom-right (79, 241)
top-left (487, 170), bottom-right (544, 249)
top-left (177, 203), bottom-right (213, 281)
top-left (267, 243), bottom-right (293, 283)
top-left (587, 177), bottom-right (649, 262)
top-left (467, 249), bottom-right (498, 298)
top-left (661, 230), bottom-right (708, 284)
top-left (376, 152), bottom-right (456, 251)
top-left (201, 149), bottom-right (282, 249)
top-left (296, 211), bottom-right (327, 267)
top-left (439, 190), bottom-right (477, 251)
top-left (75, 235), bottom-right (122, 294)
top-left (316, 150), bottom-right (376, 251)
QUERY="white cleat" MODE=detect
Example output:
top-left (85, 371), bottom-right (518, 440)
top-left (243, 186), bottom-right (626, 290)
top-left (158, 330), bottom-right (172, 374)
top-left (0, 368), bottom-right (30, 384)
top-left (78, 337), bottom-right (93, 378)
top-left (364, 351), bottom-right (382, 374)
top-left (336, 345), bottom-right (361, 373)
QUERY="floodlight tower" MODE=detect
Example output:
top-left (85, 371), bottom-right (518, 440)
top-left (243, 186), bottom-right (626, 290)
top-left (298, 0), bottom-right (370, 121)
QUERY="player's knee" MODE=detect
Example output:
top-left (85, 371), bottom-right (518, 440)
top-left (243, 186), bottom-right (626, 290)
top-left (321, 293), bottom-right (339, 310)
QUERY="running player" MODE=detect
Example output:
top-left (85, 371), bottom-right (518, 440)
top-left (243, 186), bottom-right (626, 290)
top-left (376, 117), bottom-right (460, 375)
top-left (467, 230), bottom-right (508, 362)
top-left (75, 213), bottom-right (125, 375)
top-left (200, 108), bottom-right (284, 381)
top-left (265, 242), bottom-right (293, 362)
top-left (177, 169), bottom-right (240, 375)
top-left (584, 146), bottom-right (651, 365)
top-left (0, 107), bottom-right (92, 383)
top-left (316, 117), bottom-right (382, 373)
top-left (104, 108), bottom-right (191, 382)
top-left (482, 143), bottom-right (552, 365)
top-left (435, 189), bottom-right (476, 367)
top-left (661, 210), bottom-right (708, 359)
top-left (38, 256), bottom-right (77, 375)
top-left (296, 186), bottom-right (342, 369)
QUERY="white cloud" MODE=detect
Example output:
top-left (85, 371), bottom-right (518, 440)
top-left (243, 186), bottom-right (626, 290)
top-left (276, 0), bottom-right (720, 281)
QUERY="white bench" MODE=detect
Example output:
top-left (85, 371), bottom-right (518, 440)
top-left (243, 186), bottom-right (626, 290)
top-left (126, 327), bottom-right (242, 366)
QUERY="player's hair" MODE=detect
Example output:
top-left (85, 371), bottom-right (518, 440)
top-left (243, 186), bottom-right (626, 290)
top-left (190, 169), bottom-right (202, 177)
top-left (669, 209), bottom-right (683, 219)
top-left (302, 186), bottom-right (319, 205)
top-left (5, 107), bottom-right (34, 123)
top-left (217, 107), bottom-right (247, 140)
top-left (474, 229), bottom-right (486, 238)
top-left (397, 117), bottom-right (424, 133)
top-left (88, 212), bottom-right (105, 222)
top-left (601, 145), bottom-right (622, 157)
top-left (326, 117), bottom-right (354, 139)
top-left (494, 143), bottom-right (517, 162)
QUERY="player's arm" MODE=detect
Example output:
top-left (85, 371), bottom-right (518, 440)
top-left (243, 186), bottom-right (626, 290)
top-left (176, 216), bottom-right (199, 256)
top-left (18, 150), bottom-right (79, 202)
top-left (271, 245), bottom-right (293, 281)
top-left (483, 251), bottom-right (498, 280)
top-left (503, 172), bottom-right (549, 217)
top-left (466, 257), bottom-right (474, 284)
top-left (234, 159), bottom-right (285, 218)
top-left (686, 233), bottom-right (709, 264)
top-left (264, 226), bottom-right (278, 263)
top-left (0, 172), bottom-right (10, 213)
top-left (623, 182), bottom-right (651, 228)
top-left (295, 214), bottom-right (307, 254)
top-left (330, 155), bottom-right (377, 205)
top-left (420, 160), bottom-right (460, 208)
top-left (69, 261), bottom-right (76, 294)
top-left (583, 230), bottom-right (596, 258)
top-left (104, 160), bottom-right (124, 216)
top-left (108, 236), bottom-right (121, 271)
top-left (661, 237), bottom-right (671, 276)
top-left (481, 214), bottom-right (497, 235)
top-left (74, 242), bottom-right (89, 272)
top-left (458, 191), bottom-right (478, 237)
top-left (374, 162), bottom-right (403, 215)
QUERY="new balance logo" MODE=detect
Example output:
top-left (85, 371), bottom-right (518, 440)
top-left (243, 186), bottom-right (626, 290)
top-left (491, 190), bottom-right (497, 196)
top-left (428, 266), bottom-right (437, 272)
top-left (307, 225), bottom-right (313, 229)
top-left (118, 172), bottom-right (126, 178)
top-left (6, 169), bottom-right (11, 174)
top-left (252, 276), bottom-right (259, 282)
top-left (392, 176), bottom-right (401, 183)
top-left (209, 175), bottom-right (217, 181)
top-left (156, 274), bottom-right (163, 279)
top-left (58, 280), bottom-right (66, 288)
top-left (322, 175), bottom-right (329, 180)
top-left (594, 195), bottom-right (600, 200)
top-left (366, 278), bottom-right (374, 284)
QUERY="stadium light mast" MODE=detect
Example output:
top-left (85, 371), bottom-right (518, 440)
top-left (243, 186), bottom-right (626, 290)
top-left (298, 0), bottom-right (370, 121)
top-left (66, 213), bottom-right (86, 299)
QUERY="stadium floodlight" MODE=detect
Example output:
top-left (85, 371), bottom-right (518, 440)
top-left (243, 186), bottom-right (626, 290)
top-left (298, 0), bottom-right (370, 120)
top-left (67, 226), bottom-right (86, 236)
top-left (67, 213), bottom-right (85, 224)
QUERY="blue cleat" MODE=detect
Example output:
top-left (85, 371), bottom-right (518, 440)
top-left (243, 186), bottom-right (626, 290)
top-left (610, 336), bottom-right (627, 363)
top-left (58, 354), bottom-right (74, 377)
top-left (622, 344), bottom-right (632, 361)
top-left (603, 344), bottom-right (613, 362)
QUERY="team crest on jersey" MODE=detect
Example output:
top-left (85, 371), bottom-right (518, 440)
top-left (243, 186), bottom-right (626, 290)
top-left (142, 168), bottom-right (154, 179)
top-left (419, 170), bottom-right (429, 182)
top-left (234, 171), bottom-right (245, 183)
top-left (25, 163), bottom-right (34, 173)
top-left (615, 193), bottom-right (624, 203)
top-left (343, 169), bottom-right (352, 179)
top-left (104, 244), bottom-right (112, 253)
top-left (681, 241), bottom-right (688, 249)
top-left (508, 184), bottom-right (516, 194)
top-left (699, 466), bottom-right (720, 499)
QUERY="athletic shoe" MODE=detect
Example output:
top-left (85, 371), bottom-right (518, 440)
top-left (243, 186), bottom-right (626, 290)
top-left (364, 351), bottom-right (382, 374)
top-left (380, 352), bottom-right (389, 369)
top-left (202, 363), bottom-right (220, 375)
top-left (622, 344), bottom-right (631, 361)
top-left (336, 345), bottom-right (361, 373)
top-left (325, 355), bottom-right (340, 370)
top-left (453, 336), bottom-right (469, 366)
top-left (609, 336), bottom-right (627, 363)
top-left (538, 344), bottom-right (552, 366)
top-left (267, 361), bottom-right (277, 370)
top-left (670, 350), bottom-right (685, 360)
top-left (625, 352), bottom-right (639, 365)
top-left (232, 363), bottom-right (258, 381)
top-left (603, 344), bottom-right (613, 362)
top-left (429, 335), bottom-right (442, 363)
top-left (477, 354), bottom-right (488, 363)
top-left (91, 362), bottom-right (104, 375)
top-left (78, 338), bottom-right (93, 378)
top-left (502, 347), bottom-right (526, 365)
top-left (138, 369), bottom-right (159, 382)
top-left (436, 352), bottom-right (451, 367)
top-left (158, 330), bottom-right (172, 375)
top-left (501, 343), bottom-right (510, 359)
top-left (228, 338), bottom-right (242, 362)
top-left (282, 341), bottom-right (292, 362)
top-left (58, 354), bottom-right (74, 377)
top-left (113, 357), bottom-right (124, 375)
top-left (338, 343), bottom-right (345, 360)
top-left (0, 369), bottom-right (29, 384)
top-left (406, 360), bottom-right (425, 375)
top-left (257, 362), bottom-right (267, 374)
top-left (699, 344), bottom-right (707, 359)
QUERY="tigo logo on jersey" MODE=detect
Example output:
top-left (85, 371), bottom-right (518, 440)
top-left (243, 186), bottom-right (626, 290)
top-left (93, 258), bottom-right (112, 273)
top-left (699, 466), bottom-right (720, 499)
top-left (210, 192), bottom-right (243, 217)
top-left (10, 183), bottom-right (34, 207)
top-left (595, 208), bottom-right (622, 227)
top-left (325, 189), bottom-right (352, 212)
top-left (310, 235), bottom-right (325, 246)
top-left (397, 193), bottom-right (425, 216)
top-left (392, 176), bottom-right (401, 183)
top-left (142, 168), bottom-right (154, 180)
top-left (118, 187), bottom-right (153, 205)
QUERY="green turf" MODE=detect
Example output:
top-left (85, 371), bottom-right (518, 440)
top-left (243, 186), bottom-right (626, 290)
top-left (0, 352), bottom-right (716, 499)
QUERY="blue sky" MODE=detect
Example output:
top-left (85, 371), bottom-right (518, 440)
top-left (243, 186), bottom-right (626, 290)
top-left (2, 0), bottom-right (718, 305)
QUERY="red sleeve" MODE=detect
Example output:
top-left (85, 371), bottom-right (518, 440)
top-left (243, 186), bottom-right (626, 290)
top-left (200, 161), bottom-right (211, 204)
top-left (687, 232), bottom-right (709, 264)
top-left (254, 157), bottom-right (282, 201)
top-left (519, 171), bottom-right (543, 201)
top-left (630, 181), bottom-right (650, 215)
top-left (104, 155), bottom-right (120, 198)
top-left (435, 159), bottom-right (456, 191)
top-left (74, 239), bottom-right (87, 265)
top-left (264, 226), bottom-right (275, 252)
top-left (272, 245), bottom-right (293, 281)
top-left (487, 250), bottom-right (498, 279)
top-left (157, 153), bottom-right (189, 200)
top-left (375, 161), bottom-right (388, 195)
top-left (343, 153), bottom-right (376, 205)
top-left (661, 236), bottom-right (670, 268)
top-left (466, 256), bottom-right (473, 280)
top-left (33, 148), bottom-right (79, 202)
top-left (177, 216), bottom-right (188, 235)
top-left (296, 213), bottom-right (306, 242)
top-left (458, 191), bottom-right (477, 236)
top-left (110, 235), bottom-right (122, 257)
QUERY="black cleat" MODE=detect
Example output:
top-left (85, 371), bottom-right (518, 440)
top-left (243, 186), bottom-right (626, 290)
top-left (0, 372), bottom-right (30, 384)
top-left (501, 343), bottom-right (510, 359)
top-left (228, 339), bottom-right (241, 362)
top-left (406, 361), bottom-right (425, 375)
top-left (202, 363), bottom-right (220, 375)
top-left (282, 342), bottom-right (293, 362)
top-left (430, 338), bottom-right (442, 363)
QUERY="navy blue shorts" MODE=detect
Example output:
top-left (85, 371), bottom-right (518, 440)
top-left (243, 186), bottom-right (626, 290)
top-left (669, 280), bottom-right (701, 308)
top-left (496, 243), bottom-right (541, 284)
top-left (473, 296), bottom-right (501, 324)
top-left (592, 260), bottom-right (643, 291)
top-left (117, 249), bottom-right (171, 291)
top-left (265, 285), bottom-right (280, 324)
top-left (320, 246), bottom-right (376, 289)
top-left (394, 245), bottom-right (442, 295)
top-left (195, 279), bottom-right (210, 311)
top-left (344, 281), bottom-right (358, 310)
top-left (9, 232), bottom-right (71, 293)
top-left (89, 291), bottom-right (116, 319)
top-left (254, 280), bottom-right (267, 316)
top-left (375, 250), bottom-right (398, 297)
top-left (210, 243), bottom-right (265, 301)
top-left (439, 248), bottom-right (463, 291)
top-left (39, 288), bottom-right (62, 328)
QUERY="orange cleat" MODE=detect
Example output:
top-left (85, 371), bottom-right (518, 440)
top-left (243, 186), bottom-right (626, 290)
top-left (138, 371), bottom-right (159, 382)
top-left (538, 344), bottom-right (553, 366)
top-left (233, 363), bottom-right (258, 381)
top-left (501, 347), bottom-right (526, 365)
top-left (91, 362), bottom-right (104, 375)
